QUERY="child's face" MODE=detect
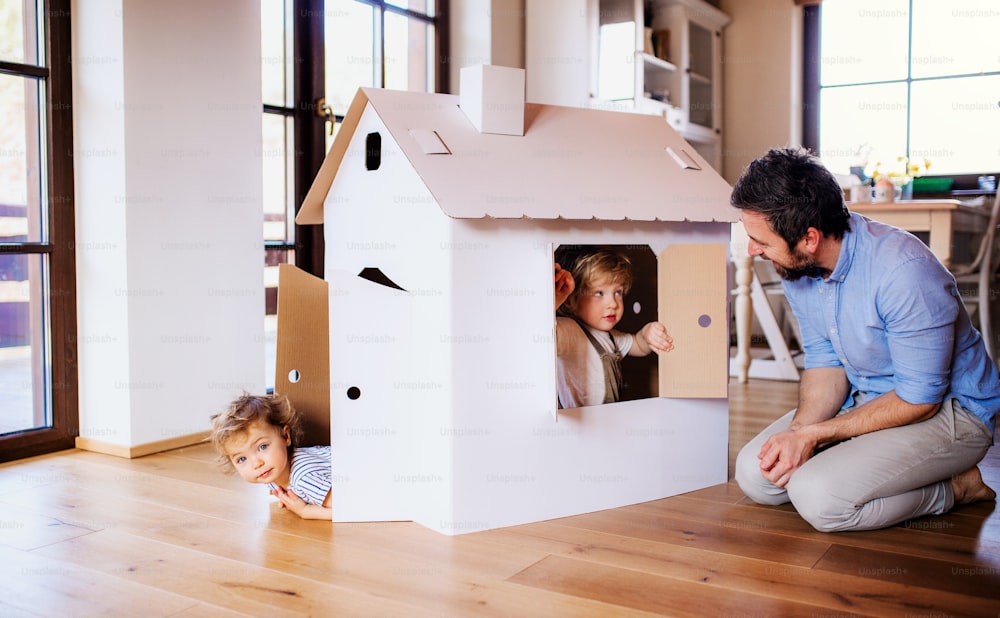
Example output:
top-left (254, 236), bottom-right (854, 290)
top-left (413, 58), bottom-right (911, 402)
top-left (223, 420), bottom-right (292, 488)
top-left (575, 275), bottom-right (625, 332)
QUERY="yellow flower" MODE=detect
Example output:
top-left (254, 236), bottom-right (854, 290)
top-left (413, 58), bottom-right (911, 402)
top-left (868, 155), bottom-right (930, 183)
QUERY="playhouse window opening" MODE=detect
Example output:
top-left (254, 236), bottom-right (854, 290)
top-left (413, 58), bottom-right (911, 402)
top-left (358, 267), bottom-right (406, 291)
top-left (365, 132), bottom-right (382, 170)
top-left (553, 244), bottom-right (660, 409)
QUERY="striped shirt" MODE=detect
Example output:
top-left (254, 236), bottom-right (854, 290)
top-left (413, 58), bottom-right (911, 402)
top-left (270, 445), bottom-right (332, 505)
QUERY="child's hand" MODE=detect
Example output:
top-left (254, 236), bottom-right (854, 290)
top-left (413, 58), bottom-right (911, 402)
top-left (637, 321), bottom-right (674, 354)
top-left (554, 264), bottom-right (575, 308)
top-left (271, 485), bottom-right (308, 517)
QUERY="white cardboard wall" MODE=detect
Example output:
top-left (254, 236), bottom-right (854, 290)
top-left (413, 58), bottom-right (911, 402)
top-left (309, 107), bottom-right (730, 533)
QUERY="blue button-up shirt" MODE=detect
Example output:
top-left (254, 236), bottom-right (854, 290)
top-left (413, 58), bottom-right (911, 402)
top-left (783, 212), bottom-right (1000, 433)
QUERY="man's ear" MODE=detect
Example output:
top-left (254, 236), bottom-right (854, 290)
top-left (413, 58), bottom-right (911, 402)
top-left (801, 227), bottom-right (823, 254)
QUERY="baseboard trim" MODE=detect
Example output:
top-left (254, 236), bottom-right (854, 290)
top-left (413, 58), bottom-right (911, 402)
top-left (75, 431), bottom-right (210, 459)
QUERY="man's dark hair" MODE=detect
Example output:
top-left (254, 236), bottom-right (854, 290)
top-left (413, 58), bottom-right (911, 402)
top-left (730, 147), bottom-right (851, 250)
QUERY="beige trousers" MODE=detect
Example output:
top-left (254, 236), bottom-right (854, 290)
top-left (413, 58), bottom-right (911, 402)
top-left (734, 396), bottom-right (994, 532)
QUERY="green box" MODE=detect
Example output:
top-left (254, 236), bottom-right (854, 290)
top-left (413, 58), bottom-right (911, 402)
top-left (912, 177), bottom-right (954, 193)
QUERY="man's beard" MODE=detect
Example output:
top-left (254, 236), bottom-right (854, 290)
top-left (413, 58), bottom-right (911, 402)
top-left (773, 251), bottom-right (825, 281)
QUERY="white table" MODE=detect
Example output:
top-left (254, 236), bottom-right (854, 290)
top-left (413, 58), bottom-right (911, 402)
top-left (850, 199), bottom-right (987, 267)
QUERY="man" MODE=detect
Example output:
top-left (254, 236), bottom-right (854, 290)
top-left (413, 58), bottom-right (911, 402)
top-left (733, 147), bottom-right (998, 532)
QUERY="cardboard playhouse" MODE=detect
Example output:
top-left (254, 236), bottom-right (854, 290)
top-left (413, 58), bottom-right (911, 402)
top-left (276, 65), bottom-right (738, 535)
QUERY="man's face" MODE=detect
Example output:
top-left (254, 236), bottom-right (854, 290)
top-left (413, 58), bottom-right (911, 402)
top-left (740, 210), bottom-right (818, 280)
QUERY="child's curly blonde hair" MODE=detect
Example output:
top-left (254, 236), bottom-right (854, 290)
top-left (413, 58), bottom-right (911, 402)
top-left (209, 392), bottom-right (301, 470)
top-left (557, 248), bottom-right (633, 318)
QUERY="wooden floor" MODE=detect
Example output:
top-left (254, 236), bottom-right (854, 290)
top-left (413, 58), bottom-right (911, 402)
top-left (2, 378), bottom-right (998, 617)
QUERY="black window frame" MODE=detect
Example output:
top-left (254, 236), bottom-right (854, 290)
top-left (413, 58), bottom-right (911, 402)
top-left (266, 0), bottom-right (449, 286)
top-left (802, 3), bottom-right (999, 193)
top-left (0, 0), bottom-right (78, 462)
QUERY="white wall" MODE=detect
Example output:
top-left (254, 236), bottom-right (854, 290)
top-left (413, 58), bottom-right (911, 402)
top-left (73, 0), bottom-right (264, 452)
top-left (448, 0), bottom-right (526, 93)
top-left (522, 0), bottom-right (592, 106)
top-left (491, 0), bottom-right (526, 69)
top-left (719, 0), bottom-right (802, 184)
top-left (72, 1), bottom-right (132, 446)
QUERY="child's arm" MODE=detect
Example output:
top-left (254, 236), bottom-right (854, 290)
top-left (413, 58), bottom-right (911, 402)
top-left (554, 263), bottom-right (575, 309)
top-left (271, 485), bottom-right (333, 521)
top-left (629, 321), bottom-right (674, 356)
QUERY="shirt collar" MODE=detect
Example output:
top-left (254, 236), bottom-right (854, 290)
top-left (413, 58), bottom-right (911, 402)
top-left (825, 212), bottom-right (860, 283)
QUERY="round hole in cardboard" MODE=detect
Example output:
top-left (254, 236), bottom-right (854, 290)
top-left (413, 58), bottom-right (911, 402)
top-left (698, 314), bottom-right (711, 328)
top-left (288, 369), bottom-right (301, 383)
top-left (347, 386), bottom-right (361, 400)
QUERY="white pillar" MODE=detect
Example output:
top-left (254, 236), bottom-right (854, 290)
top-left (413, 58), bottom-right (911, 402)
top-left (448, 0), bottom-right (527, 94)
top-left (523, 0), bottom-right (593, 107)
top-left (73, 0), bottom-right (264, 455)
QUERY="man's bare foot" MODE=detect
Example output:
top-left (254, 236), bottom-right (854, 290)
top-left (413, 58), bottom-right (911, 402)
top-left (951, 466), bottom-right (997, 505)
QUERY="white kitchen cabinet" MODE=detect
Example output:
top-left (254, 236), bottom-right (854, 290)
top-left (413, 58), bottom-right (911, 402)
top-left (525, 0), bottom-right (729, 170)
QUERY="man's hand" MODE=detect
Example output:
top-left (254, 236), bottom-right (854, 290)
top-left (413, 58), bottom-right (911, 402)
top-left (756, 366), bottom-right (845, 487)
top-left (758, 427), bottom-right (818, 488)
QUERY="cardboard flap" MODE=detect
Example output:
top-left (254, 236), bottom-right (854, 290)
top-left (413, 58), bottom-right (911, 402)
top-left (275, 264), bottom-right (331, 446)
top-left (657, 243), bottom-right (728, 398)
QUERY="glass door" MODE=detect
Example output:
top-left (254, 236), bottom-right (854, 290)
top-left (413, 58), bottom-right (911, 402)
top-left (1, 5), bottom-right (50, 437)
top-left (0, 0), bottom-right (77, 461)
top-left (686, 20), bottom-right (713, 130)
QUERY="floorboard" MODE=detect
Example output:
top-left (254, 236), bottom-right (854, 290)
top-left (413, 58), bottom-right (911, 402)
top-left (1, 377), bottom-right (997, 617)
top-left (508, 554), bottom-right (825, 616)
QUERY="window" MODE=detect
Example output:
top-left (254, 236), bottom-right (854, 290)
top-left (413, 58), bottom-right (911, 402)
top-left (261, 0), bottom-right (296, 390)
top-left (0, 0), bottom-right (77, 462)
top-left (554, 245), bottom-right (660, 409)
top-left (261, 0), bottom-right (446, 392)
top-left (805, 0), bottom-right (1000, 181)
top-left (324, 0), bottom-right (439, 119)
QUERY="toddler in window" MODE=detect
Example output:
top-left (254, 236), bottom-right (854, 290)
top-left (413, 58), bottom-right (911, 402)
top-left (554, 248), bottom-right (673, 408)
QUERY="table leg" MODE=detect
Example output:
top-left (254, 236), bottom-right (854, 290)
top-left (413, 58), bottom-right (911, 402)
top-left (928, 210), bottom-right (953, 267)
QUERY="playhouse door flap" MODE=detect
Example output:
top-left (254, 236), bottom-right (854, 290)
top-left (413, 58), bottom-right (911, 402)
top-left (658, 244), bottom-right (728, 398)
top-left (276, 264), bottom-right (331, 447)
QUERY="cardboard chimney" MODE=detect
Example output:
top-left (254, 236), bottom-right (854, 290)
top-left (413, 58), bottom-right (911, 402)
top-left (459, 64), bottom-right (526, 136)
top-left (279, 65), bottom-right (738, 534)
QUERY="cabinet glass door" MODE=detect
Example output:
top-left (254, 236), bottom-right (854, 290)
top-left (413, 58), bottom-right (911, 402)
top-left (687, 21), bottom-right (714, 130)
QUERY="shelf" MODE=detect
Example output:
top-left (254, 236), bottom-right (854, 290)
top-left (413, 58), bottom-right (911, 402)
top-left (682, 122), bottom-right (718, 142)
top-left (586, 97), bottom-right (639, 113)
top-left (689, 71), bottom-right (711, 85)
top-left (637, 96), bottom-right (678, 114)
top-left (637, 51), bottom-right (677, 73)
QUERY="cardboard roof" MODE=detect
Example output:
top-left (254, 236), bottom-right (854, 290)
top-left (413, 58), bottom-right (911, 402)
top-left (297, 87), bottom-right (737, 225)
